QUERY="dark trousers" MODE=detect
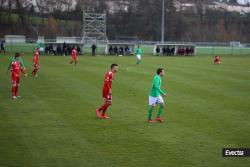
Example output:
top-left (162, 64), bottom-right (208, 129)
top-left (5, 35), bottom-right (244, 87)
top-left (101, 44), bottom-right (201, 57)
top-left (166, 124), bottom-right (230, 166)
top-left (0, 47), bottom-right (5, 53)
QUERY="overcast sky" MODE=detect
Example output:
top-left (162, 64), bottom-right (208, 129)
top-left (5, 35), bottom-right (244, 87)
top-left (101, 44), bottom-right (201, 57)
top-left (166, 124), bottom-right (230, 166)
top-left (237, 0), bottom-right (250, 4)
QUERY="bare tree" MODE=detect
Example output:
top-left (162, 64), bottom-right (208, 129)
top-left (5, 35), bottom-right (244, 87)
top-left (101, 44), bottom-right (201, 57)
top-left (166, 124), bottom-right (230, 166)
top-left (14, 0), bottom-right (33, 26)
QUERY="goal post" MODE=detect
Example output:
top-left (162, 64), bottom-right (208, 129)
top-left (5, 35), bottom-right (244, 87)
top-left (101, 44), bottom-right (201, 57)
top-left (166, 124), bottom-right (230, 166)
top-left (230, 41), bottom-right (244, 48)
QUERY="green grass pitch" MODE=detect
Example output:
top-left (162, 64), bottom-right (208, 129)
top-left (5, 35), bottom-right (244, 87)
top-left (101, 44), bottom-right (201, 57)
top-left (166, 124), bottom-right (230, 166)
top-left (0, 53), bottom-right (250, 167)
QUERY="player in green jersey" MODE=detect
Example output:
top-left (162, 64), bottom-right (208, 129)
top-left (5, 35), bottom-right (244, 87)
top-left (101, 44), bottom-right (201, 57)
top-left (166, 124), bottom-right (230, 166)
top-left (147, 68), bottom-right (166, 123)
top-left (136, 45), bottom-right (142, 65)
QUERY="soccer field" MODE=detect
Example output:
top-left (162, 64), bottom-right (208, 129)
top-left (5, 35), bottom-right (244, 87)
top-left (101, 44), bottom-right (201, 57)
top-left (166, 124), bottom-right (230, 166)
top-left (0, 54), bottom-right (250, 167)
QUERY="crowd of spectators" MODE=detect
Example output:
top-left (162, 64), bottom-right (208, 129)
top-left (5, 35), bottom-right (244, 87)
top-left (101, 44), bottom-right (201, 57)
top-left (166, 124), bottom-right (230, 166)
top-left (156, 46), bottom-right (194, 56)
top-left (44, 42), bottom-right (82, 55)
top-left (108, 45), bottom-right (132, 55)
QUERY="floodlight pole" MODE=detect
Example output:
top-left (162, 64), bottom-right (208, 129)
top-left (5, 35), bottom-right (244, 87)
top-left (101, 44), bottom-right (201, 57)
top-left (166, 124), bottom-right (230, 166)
top-left (161, 0), bottom-right (165, 43)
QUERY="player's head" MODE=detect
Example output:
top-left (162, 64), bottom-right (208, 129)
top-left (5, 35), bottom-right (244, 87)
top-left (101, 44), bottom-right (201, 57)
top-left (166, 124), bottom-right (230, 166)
top-left (157, 68), bottom-right (164, 77)
top-left (15, 53), bottom-right (21, 59)
top-left (36, 48), bottom-right (40, 53)
top-left (111, 63), bottom-right (119, 73)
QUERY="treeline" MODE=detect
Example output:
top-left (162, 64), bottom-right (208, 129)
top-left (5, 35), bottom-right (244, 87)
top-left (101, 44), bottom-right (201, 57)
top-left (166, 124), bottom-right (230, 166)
top-left (0, 0), bottom-right (250, 42)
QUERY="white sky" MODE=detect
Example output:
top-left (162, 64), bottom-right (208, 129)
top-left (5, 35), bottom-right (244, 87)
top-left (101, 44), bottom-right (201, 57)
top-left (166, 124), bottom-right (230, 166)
top-left (237, 0), bottom-right (250, 4)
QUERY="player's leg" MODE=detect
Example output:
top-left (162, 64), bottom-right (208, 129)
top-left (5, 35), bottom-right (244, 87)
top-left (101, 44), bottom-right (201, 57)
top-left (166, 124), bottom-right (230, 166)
top-left (156, 96), bottom-right (165, 123)
top-left (101, 95), bottom-right (112, 119)
top-left (33, 65), bottom-right (39, 77)
top-left (148, 96), bottom-right (157, 123)
top-left (99, 93), bottom-right (112, 119)
top-left (96, 91), bottom-right (112, 119)
top-left (34, 68), bottom-right (38, 77)
top-left (96, 100), bottom-right (110, 118)
top-left (100, 93), bottom-right (112, 119)
top-left (15, 77), bottom-right (20, 98)
top-left (31, 65), bottom-right (36, 76)
top-left (97, 100), bottom-right (110, 111)
top-left (70, 57), bottom-right (74, 64)
top-left (136, 55), bottom-right (141, 64)
top-left (74, 59), bottom-right (77, 66)
top-left (12, 79), bottom-right (17, 99)
top-left (36, 66), bottom-right (39, 76)
top-left (148, 106), bottom-right (154, 123)
top-left (102, 93), bottom-right (112, 119)
top-left (36, 65), bottom-right (39, 76)
top-left (31, 66), bottom-right (35, 76)
top-left (33, 65), bottom-right (37, 76)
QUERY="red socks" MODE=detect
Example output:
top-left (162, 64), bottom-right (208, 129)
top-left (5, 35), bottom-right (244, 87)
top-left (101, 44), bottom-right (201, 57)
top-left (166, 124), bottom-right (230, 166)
top-left (98, 102), bottom-right (110, 114)
top-left (12, 86), bottom-right (19, 96)
top-left (15, 86), bottom-right (18, 96)
top-left (12, 86), bottom-right (15, 96)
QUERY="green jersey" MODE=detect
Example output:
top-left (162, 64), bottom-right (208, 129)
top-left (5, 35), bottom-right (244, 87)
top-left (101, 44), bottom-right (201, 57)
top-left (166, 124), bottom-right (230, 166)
top-left (136, 48), bottom-right (142, 55)
top-left (150, 75), bottom-right (165, 97)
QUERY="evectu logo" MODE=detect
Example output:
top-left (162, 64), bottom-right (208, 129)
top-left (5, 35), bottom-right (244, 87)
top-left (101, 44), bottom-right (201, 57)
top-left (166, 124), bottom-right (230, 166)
top-left (222, 148), bottom-right (250, 157)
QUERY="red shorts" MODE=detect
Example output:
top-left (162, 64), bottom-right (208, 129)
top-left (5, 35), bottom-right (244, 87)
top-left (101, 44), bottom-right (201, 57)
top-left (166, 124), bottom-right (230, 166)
top-left (72, 56), bottom-right (77, 61)
top-left (34, 64), bottom-right (39, 69)
top-left (214, 61), bottom-right (221, 64)
top-left (12, 76), bottom-right (20, 86)
top-left (103, 89), bottom-right (112, 101)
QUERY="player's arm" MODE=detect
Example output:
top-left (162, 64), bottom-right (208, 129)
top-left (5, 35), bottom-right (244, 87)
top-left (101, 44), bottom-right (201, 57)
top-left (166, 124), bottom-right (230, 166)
top-left (33, 55), bottom-right (36, 64)
top-left (20, 67), bottom-right (27, 77)
top-left (19, 58), bottom-right (26, 69)
top-left (106, 74), bottom-right (113, 94)
top-left (20, 57), bottom-right (27, 76)
top-left (6, 58), bottom-right (14, 74)
top-left (107, 81), bottom-right (112, 94)
top-left (154, 78), bottom-right (166, 96)
top-left (19, 58), bottom-right (27, 75)
top-left (7, 62), bottom-right (12, 73)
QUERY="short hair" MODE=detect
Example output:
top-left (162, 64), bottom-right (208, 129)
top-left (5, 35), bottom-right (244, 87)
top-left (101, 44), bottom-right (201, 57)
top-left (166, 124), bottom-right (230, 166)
top-left (111, 63), bottom-right (118, 69)
top-left (15, 53), bottom-right (20, 58)
top-left (156, 68), bottom-right (164, 75)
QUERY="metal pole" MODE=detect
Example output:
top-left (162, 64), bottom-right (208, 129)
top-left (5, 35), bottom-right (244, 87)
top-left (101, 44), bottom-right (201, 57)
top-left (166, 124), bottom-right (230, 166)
top-left (161, 0), bottom-right (165, 43)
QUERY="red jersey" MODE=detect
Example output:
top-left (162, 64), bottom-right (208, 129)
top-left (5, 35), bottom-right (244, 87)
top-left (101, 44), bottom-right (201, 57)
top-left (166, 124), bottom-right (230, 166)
top-left (103, 71), bottom-right (114, 92)
top-left (72, 49), bottom-right (77, 59)
top-left (33, 51), bottom-right (39, 65)
top-left (11, 60), bottom-right (22, 78)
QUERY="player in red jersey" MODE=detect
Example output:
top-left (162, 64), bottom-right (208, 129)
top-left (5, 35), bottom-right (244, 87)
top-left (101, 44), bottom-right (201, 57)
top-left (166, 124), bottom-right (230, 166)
top-left (31, 48), bottom-right (40, 77)
top-left (214, 55), bottom-right (221, 65)
top-left (7, 53), bottom-right (27, 99)
top-left (96, 64), bottom-right (119, 119)
top-left (70, 46), bottom-right (77, 66)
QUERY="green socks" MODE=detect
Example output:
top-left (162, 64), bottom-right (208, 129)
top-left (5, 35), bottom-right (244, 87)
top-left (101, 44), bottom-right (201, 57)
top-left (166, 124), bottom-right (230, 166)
top-left (157, 105), bottom-right (164, 118)
top-left (148, 107), bottom-right (154, 120)
top-left (148, 105), bottom-right (164, 120)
